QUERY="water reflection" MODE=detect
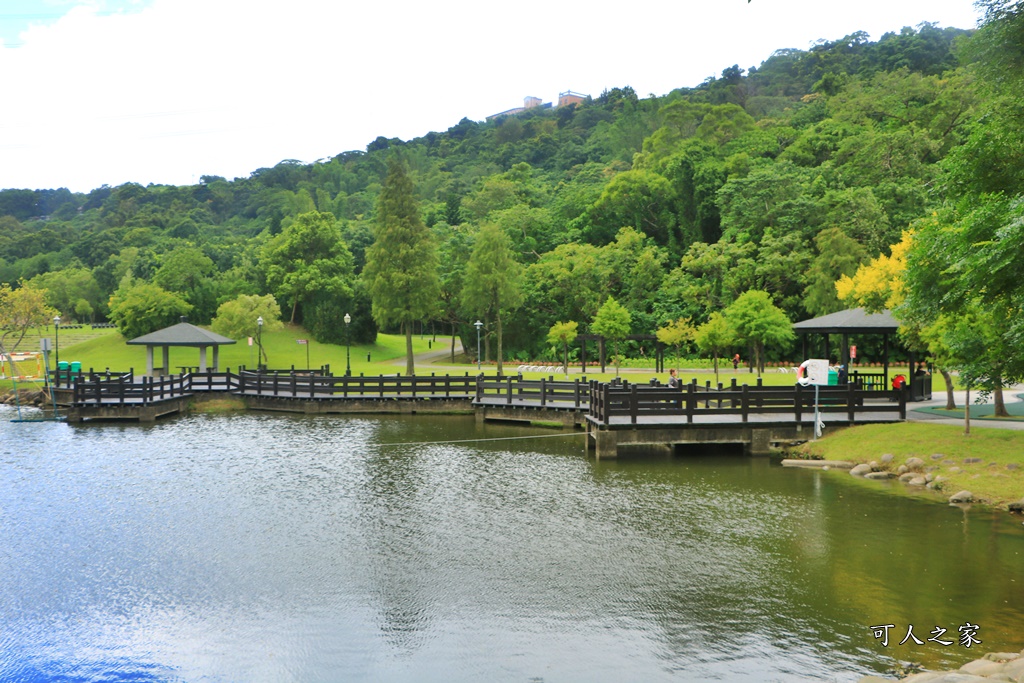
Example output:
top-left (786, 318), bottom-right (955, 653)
top-left (1, 407), bottom-right (1022, 681)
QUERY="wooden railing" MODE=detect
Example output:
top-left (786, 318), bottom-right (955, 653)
top-left (54, 368), bottom-right (133, 389)
top-left (237, 371), bottom-right (482, 399)
top-left (588, 380), bottom-right (906, 426)
top-left (474, 375), bottom-right (590, 408)
top-left (72, 373), bottom-right (189, 405)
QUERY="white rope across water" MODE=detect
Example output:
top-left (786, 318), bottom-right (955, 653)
top-left (379, 432), bottom-right (587, 447)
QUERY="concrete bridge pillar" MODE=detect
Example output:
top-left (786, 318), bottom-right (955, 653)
top-left (747, 429), bottom-right (772, 456)
top-left (591, 429), bottom-right (618, 460)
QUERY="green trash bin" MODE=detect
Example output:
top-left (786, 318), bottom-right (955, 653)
top-left (70, 361), bottom-right (81, 374)
top-left (827, 368), bottom-right (838, 385)
top-left (57, 361), bottom-right (69, 371)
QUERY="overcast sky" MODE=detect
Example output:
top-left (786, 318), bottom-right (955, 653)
top-left (0, 0), bottom-right (983, 193)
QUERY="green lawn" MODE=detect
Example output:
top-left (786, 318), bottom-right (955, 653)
top-left (5, 323), bottom-right (818, 390)
top-left (797, 422), bottom-right (1024, 506)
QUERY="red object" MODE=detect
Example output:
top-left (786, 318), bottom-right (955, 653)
top-left (892, 374), bottom-right (906, 389)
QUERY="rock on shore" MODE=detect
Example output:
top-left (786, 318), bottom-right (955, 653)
top-left (857, 647), bottom-right (1024, 682)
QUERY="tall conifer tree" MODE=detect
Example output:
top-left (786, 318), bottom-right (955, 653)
top-left (363, 157), bottom-right (440, 375)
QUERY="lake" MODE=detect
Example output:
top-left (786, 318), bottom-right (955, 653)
top-left (2, 408), bottom-right (1022, 682)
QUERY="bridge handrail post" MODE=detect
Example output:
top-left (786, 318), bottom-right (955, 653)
top-left (475, 375), bottom-right (483, 402)
top-left (847, 382), bottom-right (856, 422)
top-left (601, 381), bottom-right (610, 425)
top-left (630, 383), bottom-right (638, 425)
top-left (686, 383), bottom-right (695, 423)
top-left (741, 385), bottom-right (749, 422)
top-left (540, 378), bottom-right (547, 407)
top-left (574, 379), bottom-right (581, 408)
top-left (795, 384), bottom-right (802, 424)
top-left (898, 387), bottom-right (907, 420)
top-left (506, 377), bottom-right (513, 405)
top-left (309, 373), bottom-right (315, 398)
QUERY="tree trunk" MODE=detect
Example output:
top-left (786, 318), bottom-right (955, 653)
top-left (964, 387), bottom-right (971, 436)
top-left (940, 369), bottom-right (956, 410)
top-left (405, 321), bottom-right (415, 376)
top-left (451, 322), bottom-right (457, 362)
top-left (713, 354), bottom-right (719, 386)
top-left (563, 342), bottom-right (569, 378)
top-left (495, 309), bottom-right (503, 376)
top-left (483, 314), bottom-right (491, 366)
top-left (291, 298), bottom-right (299, 324)
top-left (994, 384), bottom-right (1009, 417)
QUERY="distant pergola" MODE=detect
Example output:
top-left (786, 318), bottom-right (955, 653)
top-left (792, 307), bottom-right (930, 399)
top-left (127, 320), bottom-right (236, 376)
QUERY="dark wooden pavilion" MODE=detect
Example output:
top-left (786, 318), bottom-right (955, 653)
top-left (792, 307), bottom-right (931, 399)
top-left (127, 319), bottom-right (236, 376)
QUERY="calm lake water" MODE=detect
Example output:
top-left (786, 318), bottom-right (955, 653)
top-left (2, 407), bottom-right (1023, 682)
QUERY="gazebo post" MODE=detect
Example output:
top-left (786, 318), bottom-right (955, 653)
top-left (823, 334), bottom-right (830, 362)
top-left (883, 333), bottom-right (889, 388)
top-left (801, 334), bottom-right (807, 361)
top-left (146, 346), bottom-right (154, 376)
top-left (199, 346), bottom-right (208, 373)
top-left (162, 346), bottom-right (170, 377)
top-left (841, 333), bottom-right (850, 371)
top-left (213, 346), bottom-right (220, 372)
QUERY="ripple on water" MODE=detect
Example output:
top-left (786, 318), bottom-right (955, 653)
top-left (1, 410), bottom-right (1023, 681)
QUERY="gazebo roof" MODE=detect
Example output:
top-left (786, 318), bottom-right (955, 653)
top-left (792, 308), bottom-right (899, 335)
top-left (126, 322), bottom-right (237, 347)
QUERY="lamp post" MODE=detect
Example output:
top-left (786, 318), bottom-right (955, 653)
top-left (344, 312), bottom-right (352, 377)
top-left (474, 320), bottom-right (483, 372)
top-left (256, 316), bottom-right (263, 370)
top-left (53, 315), bottom-right (61, 384)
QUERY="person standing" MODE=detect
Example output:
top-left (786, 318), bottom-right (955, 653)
top-left (733, 353), bottom-right (740, 371)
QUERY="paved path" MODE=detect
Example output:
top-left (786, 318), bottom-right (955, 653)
top-left (908, 386), bottom-right (1024, 431)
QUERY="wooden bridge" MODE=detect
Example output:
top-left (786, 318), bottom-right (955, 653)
top-left (51, 368), bottom-right (906, 457)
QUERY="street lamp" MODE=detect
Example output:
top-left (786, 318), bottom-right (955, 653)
top-left (53, 315), bottom-right (61, 384)
top-left (474, 320), bottom-right (483, 372)
top-left (256, 316), bottom-right (263, 370)
top-left (344, 312), bottom-right (352, 377)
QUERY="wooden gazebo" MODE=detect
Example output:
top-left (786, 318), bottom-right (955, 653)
top-left (792, 308), bottom-right (931, 399)
top-left (127, 318), bottom-right (236, 376)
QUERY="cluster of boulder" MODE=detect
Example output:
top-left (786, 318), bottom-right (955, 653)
top-left (848, 454), bottom-right (963, 499)
top-left (858, 647), bottom-right (1024, 682)
top-left (0, 389), bottom-right (49, 406)
top-left (781, 453), bottom-right (1024, 509)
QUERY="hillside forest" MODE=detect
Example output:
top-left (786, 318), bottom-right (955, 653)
top-left (2, 3), bottom-right (1024, 398)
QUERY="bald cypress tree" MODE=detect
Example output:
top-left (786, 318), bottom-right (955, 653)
top-left (363, 157), bottom-right (440, 375)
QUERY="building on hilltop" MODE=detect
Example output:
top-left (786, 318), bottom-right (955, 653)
top-left (557, 90), bottom-right (587, 108)
top-left (486, 91), bottom-right (587, 121)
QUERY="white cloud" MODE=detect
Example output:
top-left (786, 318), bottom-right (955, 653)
top-left (0, 0), bottom-right (982, 192)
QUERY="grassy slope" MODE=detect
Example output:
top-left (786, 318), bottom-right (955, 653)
top-left (797, 422), bottom-right (1024, 507)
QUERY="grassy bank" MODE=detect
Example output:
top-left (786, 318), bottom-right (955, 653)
top-left (795, 422), bottom-right (1024, 508)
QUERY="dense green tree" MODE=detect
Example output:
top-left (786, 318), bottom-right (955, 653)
top-left (261, 210), bottom-right (354, 324)
top-left (461, 223), bottom-right (523, 375)
top-left (153, 246), bottom-right (215, 293)
top-left (803, 227), bottom-right (868, 316)
top-left (724, 290), bottom-right (794, 376)
top-left (591, 296), bottom-right (632, 376)
top-left (27, 268), bottom-right (104, 321)
top-left (363, 157), bottom-right (440, 375)
top-left (107, 279), bottom-right (192, 340)
top-left (694, 312), bottom-right (736, 384)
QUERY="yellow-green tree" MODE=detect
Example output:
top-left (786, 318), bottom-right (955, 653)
top-left (0, 282), bottom-right (56, 358)
top-left (656, 318), bottom-right (695, 360)
top-left (546, 321), bottom-right (578, 378)
top-left (591, 296), bottom-right (632, 377)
